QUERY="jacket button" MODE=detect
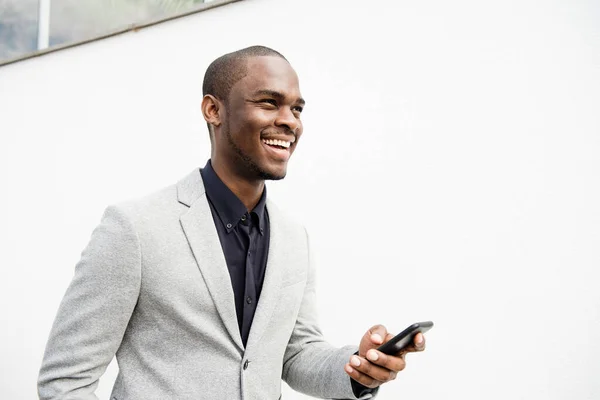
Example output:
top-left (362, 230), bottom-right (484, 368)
top-left (243, 360), bottom-right (250, 370)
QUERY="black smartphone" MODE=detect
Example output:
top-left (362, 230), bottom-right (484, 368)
top-left (376, 321), bottom-right (434, 355)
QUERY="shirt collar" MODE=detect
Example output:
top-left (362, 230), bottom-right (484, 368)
top-left (201, 159), bottom-right (267, 234)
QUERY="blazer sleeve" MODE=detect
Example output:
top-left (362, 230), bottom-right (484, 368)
top-left (38, 205), bottom-right (142, 400)
top-left (281, 229), bottom-right (378, 400)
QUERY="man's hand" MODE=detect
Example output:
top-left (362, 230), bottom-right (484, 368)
top-left (344, 325), bottom-right (426, 389)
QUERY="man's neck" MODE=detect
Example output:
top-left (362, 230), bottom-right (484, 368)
top-left (210, 160), bottom-right (265, 211)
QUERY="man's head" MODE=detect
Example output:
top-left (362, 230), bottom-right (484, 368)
top-left (201, 45), bottom-right (304, 181)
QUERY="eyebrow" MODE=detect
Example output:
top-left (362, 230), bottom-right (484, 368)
top-left (253, 89), bottom-right (305, 106)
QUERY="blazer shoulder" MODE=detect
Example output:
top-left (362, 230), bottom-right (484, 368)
top-left (113, 184), bottom-right (178, 218)
top-left (107, 168), bottom-right (203, 228)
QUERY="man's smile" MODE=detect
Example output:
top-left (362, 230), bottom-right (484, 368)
top-left (261, 138), bottom-right (292, 160)
top-left (262, 138), bottom-right (293, 148)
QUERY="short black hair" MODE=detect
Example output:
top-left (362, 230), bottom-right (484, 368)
top-left (202, 45), bottom-right (288, 103)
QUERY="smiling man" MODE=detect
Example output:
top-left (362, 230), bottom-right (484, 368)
top-left (38, 46), bottom-right (426, 400)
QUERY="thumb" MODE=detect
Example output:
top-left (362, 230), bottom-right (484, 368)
top-left (359, 324), bottom-right (388, 356)
top-left (369, 324), bottom-right (388, 345)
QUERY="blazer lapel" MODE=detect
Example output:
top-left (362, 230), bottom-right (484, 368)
top-left (177, 169), bottom-right (244, 350)
top-left (245, 199), bottom-right (286, 349)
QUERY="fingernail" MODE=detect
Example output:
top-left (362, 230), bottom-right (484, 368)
top-left (371, 333), bottom-right (383, 344)
top-left (416, 334), bottom-right (424, 345)
top-left (367, 350), bottom-right (379, 362)
top-left (351, 356), bottom-right (361, 367)
top-left (345, 365), bottom-right (354, 373)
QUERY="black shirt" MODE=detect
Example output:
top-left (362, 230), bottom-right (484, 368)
top-left (200, 160), bottom-right (269, 347)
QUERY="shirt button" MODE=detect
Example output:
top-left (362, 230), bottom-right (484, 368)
top-left (246, 296), bottom-right (252, 305)
top-left (241, 214), bottom-right (247, 221)
top-left (243, 360), bottom-right (250, 370)
top-left (226, 223), bottom-right (232, 229)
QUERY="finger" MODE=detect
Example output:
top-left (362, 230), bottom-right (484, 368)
top-left (344, 363), bottom-right (385, 389)
top-left (368, 324), bottom-right (389, 345)
top-left (399, 333), bottom-right (427, 355)
top-left (414, 332), bottom-right (426, 349)
top-left (364, 349), bottom-right (407, 373)
top-left (349, 355), bottom-right (400, 383)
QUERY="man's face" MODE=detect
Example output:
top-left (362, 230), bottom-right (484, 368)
top-left (217, 56), bottom-right (304, 181)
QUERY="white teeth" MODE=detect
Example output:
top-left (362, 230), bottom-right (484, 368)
top-left (263, 139), bottom-right (291, 148)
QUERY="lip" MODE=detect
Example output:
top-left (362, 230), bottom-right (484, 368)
top-left (261, 139), bottom-right (291, 161)
top-left (261, 135), bottom-right (296, 145)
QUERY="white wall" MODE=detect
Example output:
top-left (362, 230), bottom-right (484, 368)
top-left (1, 0), bottom-right (599, 399)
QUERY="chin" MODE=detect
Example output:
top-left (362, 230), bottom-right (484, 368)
top-left (258, 169), bottom-right (287, 181)
top-left (256, 162), bottom-right (288, 181)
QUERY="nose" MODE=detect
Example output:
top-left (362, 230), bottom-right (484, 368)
top-left (274, 107), bottom-right (301, 134)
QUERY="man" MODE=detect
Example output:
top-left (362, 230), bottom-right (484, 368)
top-left (38, 45), bottom-right (427, 400)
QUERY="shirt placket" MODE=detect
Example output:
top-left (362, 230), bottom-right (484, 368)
top-left (240, 213), bottom-right (257, 346)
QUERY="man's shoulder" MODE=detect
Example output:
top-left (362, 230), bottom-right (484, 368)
top-left (109, 168), bottom-right (202, 222)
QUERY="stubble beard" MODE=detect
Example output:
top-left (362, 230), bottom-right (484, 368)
top-left (225, 126), bottom-right (286, 181)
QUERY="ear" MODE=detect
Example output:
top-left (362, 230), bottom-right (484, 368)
top-left (201, 94), bottom-right (222, 131)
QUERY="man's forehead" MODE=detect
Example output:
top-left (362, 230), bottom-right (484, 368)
top-left (241, 56), bottom-right (300, 91)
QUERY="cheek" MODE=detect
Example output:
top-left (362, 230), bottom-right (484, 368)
top-left (227, 115), bottom-right (257, 141)
top-left (234, 121), bottom-right (267, 154)
top-left (227, 108), bottom-right (277, 153)
top-left (236, 108), bottom-right (270, 130)
top-left (242, 115), bottom-right (273, 143)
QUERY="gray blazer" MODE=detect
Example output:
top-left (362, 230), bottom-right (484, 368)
top-left (38, 169), bottom-right (370, 400)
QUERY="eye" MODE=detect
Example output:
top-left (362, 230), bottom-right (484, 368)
top-left (260, 99), bottom-right (277, 106)
top-left (293, 105), bottom-right (304, 113)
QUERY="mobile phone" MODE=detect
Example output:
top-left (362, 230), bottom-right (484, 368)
top-left (376, 321), bottom-right (433, 355)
